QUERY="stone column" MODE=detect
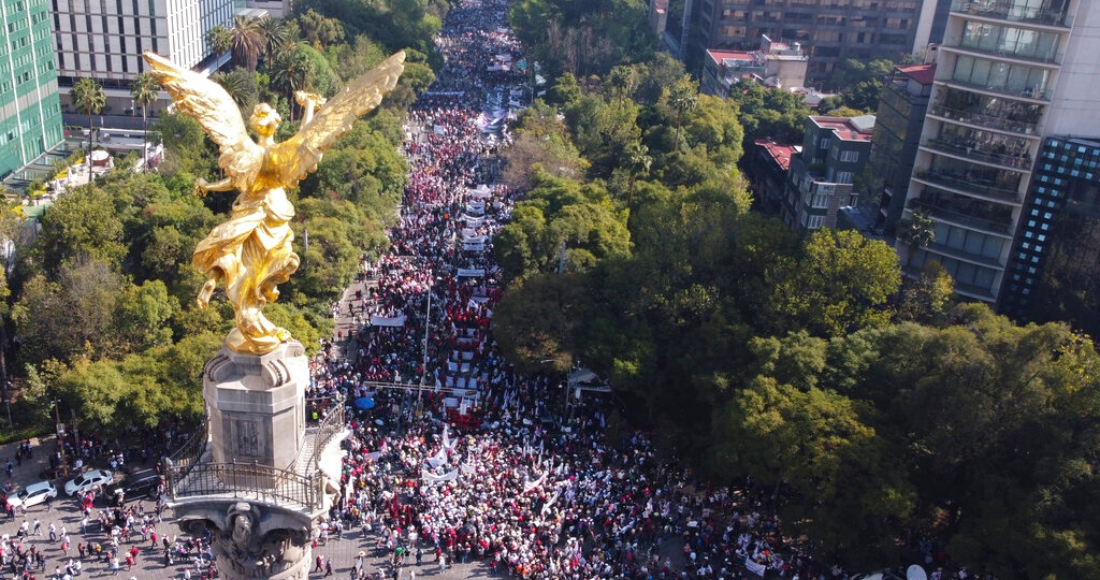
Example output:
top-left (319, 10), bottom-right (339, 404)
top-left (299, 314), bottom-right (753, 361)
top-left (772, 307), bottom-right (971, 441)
top-left (202, 341), bottom-right (307, 483)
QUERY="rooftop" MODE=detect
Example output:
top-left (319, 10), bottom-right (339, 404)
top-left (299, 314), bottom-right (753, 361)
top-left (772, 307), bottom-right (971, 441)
top-left (811, 115), bottom-right (876, 141)
top-left (896, 64), bottom-right (936, 85)
top-left (706, 49), bottom-right (755, 66)
top-left (755, 139), bottom-right (799, 171)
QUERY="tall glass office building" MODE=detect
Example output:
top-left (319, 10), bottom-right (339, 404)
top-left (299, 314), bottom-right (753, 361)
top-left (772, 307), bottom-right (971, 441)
top-left (0, 0), bottom-right (64, 178)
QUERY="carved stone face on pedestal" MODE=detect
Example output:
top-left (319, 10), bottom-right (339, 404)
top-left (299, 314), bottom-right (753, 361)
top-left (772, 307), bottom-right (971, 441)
top-left (179, 502), bottom-right (312, 580)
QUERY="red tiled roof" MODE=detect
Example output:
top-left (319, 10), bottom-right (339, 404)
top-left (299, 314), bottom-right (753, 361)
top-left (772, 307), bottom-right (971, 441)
top-left (706, 49), bottom-right (754, 64)
top-left (896, 64), bottom-right (936, 85)
top-left (754, 139), bottom-right (797, 171)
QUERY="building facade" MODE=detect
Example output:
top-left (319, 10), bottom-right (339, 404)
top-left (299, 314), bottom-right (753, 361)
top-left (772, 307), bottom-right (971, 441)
top-left (783, 115), bottom-right (875, 231)
top-left (866, 63), bottom-right (935, 236)
top-left (748, 138), bottom-right (798, 215)
top-left (672, 0), bottom-right (942, 79)
top-left (999, 136), bottom-right (1100, 334)
top-left (899, 0), bottom-right (1100, 303)
top-left (52, 0), bottom-right (238, 111)
top-left (700, 35), bottom-right (809, 97)
top-left (0, 0), bottom-right (64, 177)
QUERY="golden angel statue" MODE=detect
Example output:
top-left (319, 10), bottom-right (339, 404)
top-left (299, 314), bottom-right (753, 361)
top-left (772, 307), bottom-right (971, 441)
top-left (143, 50), bottom-right (405, 355)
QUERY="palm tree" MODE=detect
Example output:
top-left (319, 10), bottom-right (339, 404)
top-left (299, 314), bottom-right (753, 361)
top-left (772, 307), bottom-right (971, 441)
top-left (130, 73), bottom-right (160, 168)
top-left (206, 25), bottom-right (232, 60)
top-left (270, 48), bottom-right (311, 121)
top-left (667, 78), bottom-right (698, 146)
top-left (230, 15), bottom-right (266, 72)
top-left (258, 16), bottom-right (290, 63)
top-left (212, 69), bottom-right (257, 110)
top-left (71, 78), bottom-right (106, 169)
top-left (607, 66), bottom-right (635, 107)
top-left (623, 142), bottom-right (651, 205)
top-left (898, 208), bottom-right (935, 277)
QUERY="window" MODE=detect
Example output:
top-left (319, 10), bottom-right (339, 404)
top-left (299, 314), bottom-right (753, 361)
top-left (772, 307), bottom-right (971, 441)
top-left (806, 215), bottom-right (826, 230)
top-left (811, 194), bottom-right (830, 208)
top-left (836, 171), bottom-right (854, 184)
top-left (840, 150), bottom-right (859, 163)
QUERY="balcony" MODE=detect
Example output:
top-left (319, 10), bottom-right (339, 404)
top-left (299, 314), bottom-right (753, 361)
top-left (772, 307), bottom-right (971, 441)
top-left (951, 0), bottom-right (1071, 29)
top-left (910, 199), bottom-right (1016, 237)
top-left (938, 78), bottom-right (1051, 103)
top-left (925, 240), bottom-right (1005, 270)
top-left (923, 138), bottom-right (1033, 171)
top-left (928, 105), bottom-right (1039, 135)
top-left (950, 41), bottom-right (1060, 67)
top-left (913, 169), bottom-right (1021, 204)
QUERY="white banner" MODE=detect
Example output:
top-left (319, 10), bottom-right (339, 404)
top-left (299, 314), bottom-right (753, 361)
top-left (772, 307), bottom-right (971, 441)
top-left (456, 268), bottom-right (485, 277)
top-left (744, 558), bottom-right (766, 577)
top-left (467, 186), bottom-right (492, 199)
top-left (442, 425), bottom-right (456, 450)
top-left (370, 314), bottom-right (406, 327)
top-left (434, 125), bottom-right (446, 135)
top-left (425, 447), bottom-right (448, 468)
top-left (522, 472), bottom-right (547, 494)
top-left (541, 491), bottom-right (560, 515)
top-left (461, 215), bottom-right (485, 227)
top-left (421, 468), bottom-right (460, 485)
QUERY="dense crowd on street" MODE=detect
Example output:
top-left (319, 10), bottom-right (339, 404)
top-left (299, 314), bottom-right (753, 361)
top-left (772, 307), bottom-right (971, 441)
top-left (301, 1), bottom-right (918, 580)
top-left (0, 1), bottom-right (989, 580)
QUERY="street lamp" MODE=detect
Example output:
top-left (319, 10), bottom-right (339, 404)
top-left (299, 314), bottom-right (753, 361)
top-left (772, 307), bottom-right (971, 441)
top-left (53, 399), bottom-right (67, 477)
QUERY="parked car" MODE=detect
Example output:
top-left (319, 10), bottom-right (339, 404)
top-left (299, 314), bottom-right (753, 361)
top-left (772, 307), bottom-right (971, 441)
top-left (63, 469), bottom-right (114, 496)
top-left (103, 470), bottom-right (162, 503)
top-left (8, 481), bottom-right (58, 508)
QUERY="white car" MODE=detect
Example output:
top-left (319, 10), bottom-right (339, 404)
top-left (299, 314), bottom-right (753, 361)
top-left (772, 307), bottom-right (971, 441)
top-left (8, 481), bottom-right (58, 508)
top-left (63, 469), bottom-right (114, 496)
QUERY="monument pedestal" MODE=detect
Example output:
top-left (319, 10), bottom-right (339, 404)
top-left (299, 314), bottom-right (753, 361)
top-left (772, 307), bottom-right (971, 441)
top-left (203, 341), bottom-right (307, 484)
top-left (167, 339), bottom-right (335, 580)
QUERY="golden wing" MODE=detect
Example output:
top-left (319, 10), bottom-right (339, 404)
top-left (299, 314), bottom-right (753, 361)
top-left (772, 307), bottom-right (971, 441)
top-left (142, 52), bottom-right (261, 191)
top-left (274, 51), bottom-right (406, 187)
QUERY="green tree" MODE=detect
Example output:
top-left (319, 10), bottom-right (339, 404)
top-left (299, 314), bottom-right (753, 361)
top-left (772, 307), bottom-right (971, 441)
top-left (35, 186), bottom-right (127, 270)
top-left (491, 272), bottom-right (592, 374)
top-left (896, 208), bottom-right (935, 282)
top-left (713, 376), bottom-right (916, 567)
top-left (547, 72), bottom-right (582, 106)
top-left (205, 24), bottom-right (232, 57)
top-left (230, 15), bottom-right (267, 71)
top-left (664, 76), bottom-right (698, 146)
top-left (764, 229), bottom-right (901, 337)
top-left (622, 141), bottom-right (651, 205)
top-left (270, 47), bottom-right (312, 120)
top-left (70, 78), bottom-right (106, 166)
top-left (605, 65), bottom-right (636, 106)
top-left (130, 73), bottom-right (160, 167)
top-left (299, 8), bottom-right (345, 48)
top-left (212, 67), bottom-right (260, 111)
top-left (494, 172), bottom-right (631, 281)
top-left (258, 15), bottom-right (292, 62)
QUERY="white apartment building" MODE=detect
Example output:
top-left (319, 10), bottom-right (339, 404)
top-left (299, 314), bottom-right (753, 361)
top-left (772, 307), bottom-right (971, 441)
top-left (900, 0), bottom-right (1100, 303)
top-left (53, 0), bottom-right (238, 110)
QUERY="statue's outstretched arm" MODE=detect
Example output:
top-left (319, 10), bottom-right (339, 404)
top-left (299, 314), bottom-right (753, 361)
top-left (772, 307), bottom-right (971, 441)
top-left (196, 176), bottom-right (235, 197)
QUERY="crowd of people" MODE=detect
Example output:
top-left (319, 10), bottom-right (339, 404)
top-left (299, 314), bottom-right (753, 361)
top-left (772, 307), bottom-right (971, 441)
top-left (303, 0), bottom-right (847, 579)
top-left (301, 1), bottom-right (990, 580)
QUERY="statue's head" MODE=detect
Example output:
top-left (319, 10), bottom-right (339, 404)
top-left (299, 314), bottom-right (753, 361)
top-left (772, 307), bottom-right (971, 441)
top-left (250, 104), bottom-right (281, 138)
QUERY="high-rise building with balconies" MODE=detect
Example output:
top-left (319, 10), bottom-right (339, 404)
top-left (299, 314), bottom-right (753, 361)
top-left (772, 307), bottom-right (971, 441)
top-left (0, 0), bottom-right (64, 178)
top-left (899, 0), bottom-right (1100, 303)
top-left (662, 0), bottom-right (946, 80)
